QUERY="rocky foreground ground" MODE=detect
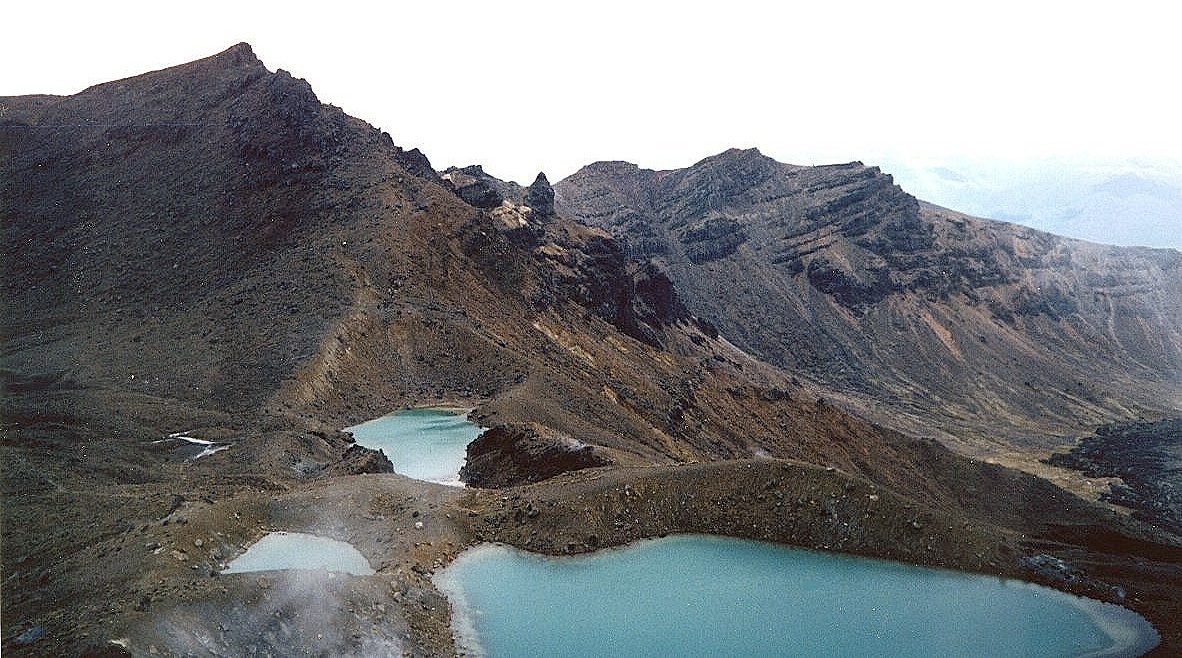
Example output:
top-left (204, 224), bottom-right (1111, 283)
top-left (3, 413), bottom-right (1180, 656)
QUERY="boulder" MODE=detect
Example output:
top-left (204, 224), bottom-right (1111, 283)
top-left (460, 423), bottom-right (611, 487)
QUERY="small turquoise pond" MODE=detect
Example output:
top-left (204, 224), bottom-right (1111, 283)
top-left (346, 408), bottom-right (483, 485)
top-left (435, 534), bottom-right (1158, 657)
top-left (221, 532), bottom-right (374, 575)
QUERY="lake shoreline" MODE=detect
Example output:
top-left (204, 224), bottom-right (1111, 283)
top-left (436, 534), bottom-right (1159, 657)
top-left (5, 446), bottom-right (1179, 656)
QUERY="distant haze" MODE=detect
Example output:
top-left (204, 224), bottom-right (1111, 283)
top-left (881, 156), bottom-right (1182, 250)
top-left (6, 1), bottom-right (1180, 247)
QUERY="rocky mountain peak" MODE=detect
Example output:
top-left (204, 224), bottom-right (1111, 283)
top-left (706, 146), bottom-right (769, 163)
top-left (524, 172), bottom-right (556, 218)
top-left (687, 147), bottom-right (779, 184)
top-left (211, 42), bottom-right (265, 69)
top-left (572, 160), bottom-right (647, 178)
top-left (78, 41), bottom-right (268, 99)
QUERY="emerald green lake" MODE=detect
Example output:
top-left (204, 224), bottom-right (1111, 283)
top-left (346, 409), bottom-right (483, 485)
top-left (435, 534), bottom-right (1158, 657)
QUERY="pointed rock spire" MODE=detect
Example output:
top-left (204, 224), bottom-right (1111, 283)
top-left (525, 172), bottom-right (555, 218)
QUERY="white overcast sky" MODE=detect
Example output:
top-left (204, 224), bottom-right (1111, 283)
top-left (5, 0), bottom-right (1180, 185)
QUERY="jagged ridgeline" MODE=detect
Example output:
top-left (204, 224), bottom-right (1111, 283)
top-left (2, 44), bottom-right (1180, 657)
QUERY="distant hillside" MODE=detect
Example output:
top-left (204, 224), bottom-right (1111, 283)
top-left (556, 149), bottom-right (1182, 450)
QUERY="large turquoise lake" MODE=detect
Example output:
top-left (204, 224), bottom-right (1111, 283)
top-left (435, 534), bottom-right (1158, 657)
top-left (346, 409), bottom-right (483, 485)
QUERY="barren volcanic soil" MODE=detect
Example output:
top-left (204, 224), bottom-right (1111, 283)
top-left (3, 44), bottom-right (1180, 656)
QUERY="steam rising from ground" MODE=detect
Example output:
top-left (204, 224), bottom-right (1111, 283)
top-left (145, 570), bottom-right (406, 656)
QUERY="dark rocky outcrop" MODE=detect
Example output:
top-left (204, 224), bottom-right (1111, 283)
top-left (444, 165), bottom-right (696, 349)
top-left (329, 444), bottom-right (396, 476)
top-left (524, 172), bottom-right (556, 218)
top-left (443, 165), bottom-right (506, 209)
top-left (459, 424), bottom-right (612, 487)
top-left (805, 256), bottom-right (895, 310)
top-left (531, 220), bottom-right (694, 347)
top-left (388, 145), bottom-right (439, 183)
top-left (1046, 419), bottom-right (1182, 537)
top-left (681, 214), bottom-right (747, 263)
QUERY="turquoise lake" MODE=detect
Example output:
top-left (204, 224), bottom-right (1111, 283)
top-left (221, 532), bottom-right (374, 575)
top-left (346, 408), bottom-right (483, 485)
top-left (435, 534), bottom-right (1158, 657)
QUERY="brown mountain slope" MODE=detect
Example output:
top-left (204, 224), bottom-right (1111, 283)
top-left (3, 47), bottom-right (1179, 655)
top-left (555, 148), bottom-right (1182, 451)
top-left (2, 43), bottom-right (442, 412)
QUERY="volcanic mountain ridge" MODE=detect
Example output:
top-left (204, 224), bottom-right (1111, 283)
top-left (555, 150), bottom-right (1182, 456)
top-left (1, 44), bottom-right (1180, 656)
